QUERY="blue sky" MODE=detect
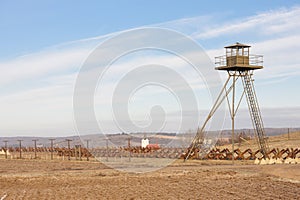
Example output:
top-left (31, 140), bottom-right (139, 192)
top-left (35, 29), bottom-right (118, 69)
top-left (1, 0), bottom-right (299, 59)
top-left (0, 1), bottom-right (300, 136)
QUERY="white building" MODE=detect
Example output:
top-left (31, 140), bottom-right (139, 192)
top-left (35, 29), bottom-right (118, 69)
top-left (141, 138), bottom-right (149, 148)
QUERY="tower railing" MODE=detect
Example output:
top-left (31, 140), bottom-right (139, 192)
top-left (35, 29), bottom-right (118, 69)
top-left (249, 55), bottom-right (263, 66)
top-left (215, 55), bottom-right (263, 67)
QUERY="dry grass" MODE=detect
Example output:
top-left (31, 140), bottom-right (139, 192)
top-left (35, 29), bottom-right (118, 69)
top-left (218, 131), bottom-right (300, 151)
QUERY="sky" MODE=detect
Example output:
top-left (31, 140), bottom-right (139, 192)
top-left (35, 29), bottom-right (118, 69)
top-left (0, 1), bottom-right (300, 137)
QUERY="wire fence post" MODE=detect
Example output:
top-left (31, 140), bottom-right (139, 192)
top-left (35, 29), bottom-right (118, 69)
top-left (32, 139), bottom-right (38, 159)
top-left (85, 139), bottom-right (90, 161)
top-left (17, 140), bottom-right (23, 159)
top-left (127, 135), bottom-right (131, 162)
top-left (49, 139), bottom-right (55, 160)
top-left (105, 138), bottom-right (109, 162)
top-left (3, 140), bottom-right (8, 159)
top-left (66, 139), bottom-right (72, 161)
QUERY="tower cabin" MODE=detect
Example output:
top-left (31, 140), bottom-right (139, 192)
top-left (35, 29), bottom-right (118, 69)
top-left (215, 42), bottom-right (263, 71)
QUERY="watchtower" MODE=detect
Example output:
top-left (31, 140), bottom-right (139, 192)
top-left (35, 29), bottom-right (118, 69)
top-left (215, 43), bottom-right (263, 71)
top-left (185, 42), bottom-right (269, 161)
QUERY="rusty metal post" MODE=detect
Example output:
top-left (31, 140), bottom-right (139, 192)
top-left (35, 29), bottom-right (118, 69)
top-left (17, 140), bottom-right (23, 159)
top-left (79, 145), bottom-right (82, 161)
top-left (85, 139), bottom-right (90, 161)
top-left (75, 145), bottom-right (78, 160)
top-left (3, 140), bottom-right (8, 159)
top-left (32, 139), bottom-right (38, 159)
top-left (127, 136), bottom-right (131, 162)
top-left (66, 139), bottom-right (72, 161)
top-left (49, 139), bottom-right (55, 160)
top-left (105, 138), bottom-right (108, 162)
top-left (74, 145), bottom-right (81, 161)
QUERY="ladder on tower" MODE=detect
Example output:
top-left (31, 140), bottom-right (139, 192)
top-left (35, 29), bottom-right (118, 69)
top-left (242, 72), bottom-right (269, 157)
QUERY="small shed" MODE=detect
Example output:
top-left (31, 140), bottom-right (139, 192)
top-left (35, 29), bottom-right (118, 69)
top-left (141, 138), bottom-right (149, 148)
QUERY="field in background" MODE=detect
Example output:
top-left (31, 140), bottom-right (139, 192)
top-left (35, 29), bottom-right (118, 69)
top-left (219, 131), bottom-right (300, 151)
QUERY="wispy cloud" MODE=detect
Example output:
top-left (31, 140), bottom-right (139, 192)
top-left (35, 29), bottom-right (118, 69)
top-left (0, 48), bottom-right (87, 86)
top-left (192, 6), bottom-right (300, 39)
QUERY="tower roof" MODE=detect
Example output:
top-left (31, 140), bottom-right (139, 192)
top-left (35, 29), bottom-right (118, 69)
top-left (225, 42), bottom-right (251, 48)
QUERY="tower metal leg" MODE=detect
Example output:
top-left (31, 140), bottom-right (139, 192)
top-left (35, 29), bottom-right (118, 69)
top-left (231, 72), bottom-right (236, 164)
top-left (185, 75), bottom-right (238, 161)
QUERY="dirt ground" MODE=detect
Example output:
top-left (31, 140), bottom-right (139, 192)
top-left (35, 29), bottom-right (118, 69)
top-left (0, 159), bottom-right (299, 200)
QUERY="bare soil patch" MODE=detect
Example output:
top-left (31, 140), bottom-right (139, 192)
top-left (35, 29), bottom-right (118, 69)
top-left (0, 159), bottom-right (299, 199)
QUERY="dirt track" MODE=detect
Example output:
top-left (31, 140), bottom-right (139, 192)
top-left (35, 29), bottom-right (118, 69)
top-left (0, 159), bottom-right (299, 199)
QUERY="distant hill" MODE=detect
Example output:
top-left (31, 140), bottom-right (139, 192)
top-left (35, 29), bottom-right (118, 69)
top-left (218, 128), bottom-right (300, 137)
top-left (1, 127), bottom-right (299, 148)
